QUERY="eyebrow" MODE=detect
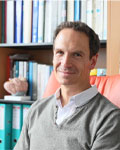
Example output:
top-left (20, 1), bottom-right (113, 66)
top-left (72, 50), bottom-right (85, 55)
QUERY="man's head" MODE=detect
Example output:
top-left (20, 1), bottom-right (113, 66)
top-left (53, 21), bottom-right (100, 90)
top-left (53, 21), bottom-right (100, 59)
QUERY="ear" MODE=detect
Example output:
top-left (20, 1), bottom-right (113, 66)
top-left (90, 53), bottom-right (98, 70)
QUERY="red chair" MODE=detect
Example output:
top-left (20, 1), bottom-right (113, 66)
top-left (43, 72), bottom-right (120, 108)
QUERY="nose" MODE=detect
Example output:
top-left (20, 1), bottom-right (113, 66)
top-left (61, 54), bottom-right (72, 67)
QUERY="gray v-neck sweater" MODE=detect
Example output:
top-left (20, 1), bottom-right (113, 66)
top-left (15, 93), bottom-right (120, 150)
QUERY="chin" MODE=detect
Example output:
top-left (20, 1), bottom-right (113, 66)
top-left (57, 78), bottom-right (73, 86)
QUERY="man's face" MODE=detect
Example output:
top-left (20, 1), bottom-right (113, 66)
top-left (53, 28), bottom-right (98, 87)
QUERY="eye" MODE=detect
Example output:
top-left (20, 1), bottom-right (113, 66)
top-left (73, 52), bottom-right (82, 57)
top-left (55, 50), bottom-right (64, 56)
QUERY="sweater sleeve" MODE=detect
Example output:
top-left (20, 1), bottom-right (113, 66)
top-left (91, 109), bottom-right (120, 150)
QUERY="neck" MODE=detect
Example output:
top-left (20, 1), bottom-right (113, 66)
top-left (60, 83), bottom-right (91, 107)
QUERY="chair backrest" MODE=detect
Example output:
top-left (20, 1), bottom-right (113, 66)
top-left (43, 72), bottom-right (120, 108)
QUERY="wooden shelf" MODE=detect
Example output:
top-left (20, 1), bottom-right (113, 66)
top-left (0, 43), bottom-right (53, 50)
top-left (100, 40), bottom-right (106, 48)
top-left (0, 40), bottom-right (106, 49)
top-left (0, 99), bottom-right (34, 104)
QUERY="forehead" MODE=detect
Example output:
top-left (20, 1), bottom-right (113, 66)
top-left (54, 28), bottom-right (89, 51)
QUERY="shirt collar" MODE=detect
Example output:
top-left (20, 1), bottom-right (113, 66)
top-left (55, 85), bottom-right (98, 108)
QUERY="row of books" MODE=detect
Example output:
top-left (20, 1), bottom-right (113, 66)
top-left (7, 54), bottom-right (53, 100)
top-left (90, 68), bottom-right (107, 76)
top-left (0, 0), bottom-right (107, 44)
top-left (0, 103), bottom-right (31, 150)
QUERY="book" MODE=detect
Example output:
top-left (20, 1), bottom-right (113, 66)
top-left (67, 0), bottom-right (74, 21)
top-left (7, 54), bottom-right (31, 79)
top-left (81, 0), bottom-right (87, 23)
top-left (4, 95), bottom-right (31, 101)
top-left (14, 0), bottom-right (23, 43)
top-left (12, 104), bottom-right (23, 149)
top-left (32, 62), bottom-right (38, 100)
top-left (57, 0), bottom-right (67, 25)
top-left (23, 0), bottom-right (32, 43)
top-left (1, 1), bottom-right (7, 43)
top-left (37, 64), bottom-right (52, 99)
top-left (74, 0), bottom-right (81, 21)
top-left (103, 0), bottom-right (107, 40)
top-left (28, 61), bottom-right (33, 100)
top-left (44, 0), bottom-right (58, 42)
top-left (15, 61), bottom-right (19, 78)
top-left (19, 61), bottom-right (24, 78)
top-left (23, 104), bottom-right (31, 122)
top-left (0, 104), bottom-right (12, 150)
top-left (38, 0), bottom-right (45, 43)
top-left (86, 0), bottom-right (93, 28)
top-left (93, 0), bottom-right (104, 40)
top-left (23, 61), bottom-right (29, 80)
top-left (32, 0), bottom-right (39, 43)
top-left (6, 0), bottom-right (14, 44)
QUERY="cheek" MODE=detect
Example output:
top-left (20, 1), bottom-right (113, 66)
top-left (53, 57), bottom-right (61, 68)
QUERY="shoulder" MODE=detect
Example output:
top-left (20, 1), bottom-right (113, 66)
top-left (24, 95), bottom-right (55, 123)
top-left (89, 92), bottom-right (120, 125)
top-left (94, 93), bottom-right (120, 112)
top-left (85, 92), bottom-right (120, 126)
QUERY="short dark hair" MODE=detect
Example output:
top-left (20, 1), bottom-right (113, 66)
top-left (53, 21), bottom-right (100, 59)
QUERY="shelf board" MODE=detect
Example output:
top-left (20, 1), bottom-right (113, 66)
top-left (0, 40), bottom-right (106, 49)
top-left (0, 99), bottom-right (34, 104)
top-left (100, 40), bottom-right (106, 48)
top-left (0, 43), bottom-right (53, 50)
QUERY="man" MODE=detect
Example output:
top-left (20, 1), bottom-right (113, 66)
top-left (15, 21), bottom-right (120, 150)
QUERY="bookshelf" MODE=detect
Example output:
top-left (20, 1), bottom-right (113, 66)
top-left (0, 0), bottom-right (108, 100)
top-left (0, 41), bottom-right (106, 99)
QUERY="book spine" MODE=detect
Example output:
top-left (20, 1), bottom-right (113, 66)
top-left (74, 0), bottom-right (81, 21)
top-left (86, 0), bottom-right (93, 28)
top-left (44, 0), bottom-right (58, 42)
top-left (23, 61), bottom-right (29, 80)
top-left (15, 61), bottom-right (19, 78)
top-left (28, 61), bottom-right (33, 100)
top-left (1, 1), bottom-right (7, 43)
top-left (67, 0), bottom-right (74, 22)
top-left (38, 0), bottom-right (44, 43)
top-left (32, 0), bottom-right (39, 43)
top-left (81, 0), bottom-right (87, 23)
top-left (32, 62), bottom-right (38, 100)
top-left (93, 0), bottom-right (104, 40)
top-left (4, 0), bottom-right (7, 43)
top-left (14, 0), bottom-right (23, 43)
top-left (58, 0), bottom-right (67, 24)
top-left (23, 0), bottom-right (32, 43)
top-left (103, 0), bottom-right (107, 40)
top-left (6, 0), bottom-right (14, 44)
top-left (19, 61), bottom-right (24, 77)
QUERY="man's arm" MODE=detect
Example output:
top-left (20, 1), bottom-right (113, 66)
top-left (91, 110), bottom-right (120, 150)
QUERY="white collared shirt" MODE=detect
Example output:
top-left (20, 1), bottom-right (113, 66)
top-left (55, 85), bottom-right (98, 125)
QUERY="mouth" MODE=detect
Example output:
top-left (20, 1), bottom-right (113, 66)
top-left (58, 70), bottom-right (75, 75)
